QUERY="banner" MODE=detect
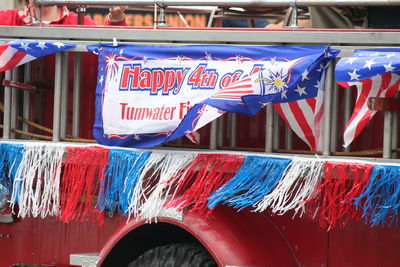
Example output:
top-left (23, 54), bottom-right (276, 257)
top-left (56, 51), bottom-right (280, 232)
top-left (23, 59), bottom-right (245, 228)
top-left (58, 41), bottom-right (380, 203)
top-left (336, 49), bottom-right (400, 147)
top-left (0, 40), bottom-right (75, 72)
top-left (89, 44), bottom-right (335, 148)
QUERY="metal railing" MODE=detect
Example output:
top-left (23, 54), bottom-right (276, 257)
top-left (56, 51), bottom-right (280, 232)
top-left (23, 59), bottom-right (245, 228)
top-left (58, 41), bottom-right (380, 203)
top-left (34, 0), bottom-right (400, 7)
top-left (1, 23), bottom-right (399, 159)
top-left (33, 0), bottom-right (400, 27)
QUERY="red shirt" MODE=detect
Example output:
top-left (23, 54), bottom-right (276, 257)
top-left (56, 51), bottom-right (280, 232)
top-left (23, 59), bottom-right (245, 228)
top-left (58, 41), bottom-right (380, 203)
top-left (0, 7), bottom-right (127, 26)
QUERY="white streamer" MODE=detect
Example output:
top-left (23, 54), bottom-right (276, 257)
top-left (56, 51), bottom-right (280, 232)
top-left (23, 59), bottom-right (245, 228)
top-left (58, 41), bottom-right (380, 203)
top-left (11, 144), bottom-right (65, 218)
top-left (126, 152), bottom-right (194, 222)
top-left (254, 157), bottom-right (323, 217)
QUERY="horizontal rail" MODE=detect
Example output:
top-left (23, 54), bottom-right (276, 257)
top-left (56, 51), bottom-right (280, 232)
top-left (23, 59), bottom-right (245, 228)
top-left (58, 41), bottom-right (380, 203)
top-left (2, 25), bottom-right (399, 160)
top-left (34, 0), bottom-right (400, 7)
top-left (3, 27), bottom-right (400, 47)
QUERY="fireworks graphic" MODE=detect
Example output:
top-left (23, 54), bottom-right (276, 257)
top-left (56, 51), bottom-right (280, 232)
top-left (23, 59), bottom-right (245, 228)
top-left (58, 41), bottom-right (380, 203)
top-left (256, 68), bottom-right (289, 94)
top-left (105, 52), bottom-right (120, 80)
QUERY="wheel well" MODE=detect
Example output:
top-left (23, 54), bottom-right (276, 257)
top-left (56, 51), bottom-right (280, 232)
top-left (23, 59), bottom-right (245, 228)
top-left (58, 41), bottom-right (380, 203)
top-left (101, 222), bottom-right (204, 267)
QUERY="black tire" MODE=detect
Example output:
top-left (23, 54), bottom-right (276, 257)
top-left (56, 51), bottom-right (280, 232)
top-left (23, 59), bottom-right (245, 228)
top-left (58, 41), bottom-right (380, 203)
top-left (128, 243), bottom-right (218, 267)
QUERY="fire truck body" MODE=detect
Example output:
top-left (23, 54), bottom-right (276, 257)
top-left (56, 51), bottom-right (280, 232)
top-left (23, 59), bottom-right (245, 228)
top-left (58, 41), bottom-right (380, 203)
top-left (1, 3), bottom-right (400, 267)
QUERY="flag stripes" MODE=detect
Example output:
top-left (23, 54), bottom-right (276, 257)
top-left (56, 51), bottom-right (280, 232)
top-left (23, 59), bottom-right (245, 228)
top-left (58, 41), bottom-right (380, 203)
top-left (339, 73), bottom-right (400, 147)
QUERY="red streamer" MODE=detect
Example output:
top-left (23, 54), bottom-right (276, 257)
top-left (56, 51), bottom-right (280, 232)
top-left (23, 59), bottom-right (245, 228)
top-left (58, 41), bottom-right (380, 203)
top-left (60, 146), bottom-right (109, 224)
top-left (166, 154), bottom-right (244, 215)
top-left (306, 161), bottom-right (373, 230)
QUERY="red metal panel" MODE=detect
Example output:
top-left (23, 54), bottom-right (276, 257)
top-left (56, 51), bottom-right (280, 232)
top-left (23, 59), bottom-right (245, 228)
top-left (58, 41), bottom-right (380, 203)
top-left (0, 216), bottom-right (126, 266)
top-left (2, 207), bottom-right (301, 266)
top-left (99, 206), bottom-right (299, 267)
top-left (265, 212), bottom-right (329, 267)
top-left (329, 221), bottom-right (400, 267)
top-left (2, 208), bottom-right (400, 266)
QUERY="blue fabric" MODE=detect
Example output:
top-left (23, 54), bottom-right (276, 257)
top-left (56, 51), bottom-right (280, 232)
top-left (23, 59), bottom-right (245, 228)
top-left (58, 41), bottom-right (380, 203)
top-left (336, 48), bottom-right (400, 82)
top-left (354, 165), bottom-right (400, 227)
top-left (0, 143), bottom-right (24, 194)
top-left (208, 156), bottom-right (291, 210)
top-left (98, 149), bottom-right (151, 214)
top-left (1, 40), bottom-right (75, 72)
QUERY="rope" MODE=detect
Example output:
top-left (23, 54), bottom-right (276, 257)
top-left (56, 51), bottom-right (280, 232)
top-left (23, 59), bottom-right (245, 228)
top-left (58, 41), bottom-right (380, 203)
top-left (61, 137), bottom-right (96, 143)
top-left (0, 102), bottom-right (398, 153)
top-left (270, 148), bottom-right (394, 157)
top-left (0, 103), bottom-right (52, 134)
top-left (17, 117), bottom-right (53, 134)
top-left (0, 125), bottom-right (51, 140)
top-left (275, 149), bottom-right (322, 155)
top-left (332, 148), bottom-right (383, 156)
top-left (11, 128), bottom-right (52, 140)
top-left (0, 125), bottom-right (96, 143)
top-left (0, 102), bottom-right (96, 143)
top-left (170, 145), bottom-right (397, 157)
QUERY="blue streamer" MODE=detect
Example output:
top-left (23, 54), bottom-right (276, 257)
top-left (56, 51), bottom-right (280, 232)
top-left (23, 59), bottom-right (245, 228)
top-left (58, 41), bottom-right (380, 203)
top-left (98, 149), bottom-right (151, 214)
top-left (353, 165), bottom-right (400, 227)
top-left (0, 143), bottom-right (24, 195)
top-left (208, 156), bottom-right (291, 210)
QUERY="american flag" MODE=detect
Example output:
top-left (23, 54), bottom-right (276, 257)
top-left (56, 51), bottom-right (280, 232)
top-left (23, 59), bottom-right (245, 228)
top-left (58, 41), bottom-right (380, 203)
top-left (89, 43), bottom-right (336, 149)
top-left (272, 53), bottom-right (335, 151)
top-left (211, 76), bottom-right (254, 100)
top-left (167, 49), bottom-right (337, 149)
top-left (336, 49), bottom-right (400, 147)
top-left (0, 40), bottom-right (75, 72)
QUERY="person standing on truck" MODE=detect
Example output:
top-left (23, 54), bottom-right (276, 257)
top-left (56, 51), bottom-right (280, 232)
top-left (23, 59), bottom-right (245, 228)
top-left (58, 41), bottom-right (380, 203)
top-left (0, 0), bottom-right (128, 26)
top-left (308, 7), bottom-right (366, 28)
top-left (266, 7), bottom-right (366, 29)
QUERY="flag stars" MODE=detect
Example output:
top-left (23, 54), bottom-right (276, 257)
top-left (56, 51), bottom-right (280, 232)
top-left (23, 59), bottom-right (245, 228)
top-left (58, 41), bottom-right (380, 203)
top-left (280, 90), bottom-right (288, 99)
top-left (295, 85), bottom-right (307, 96)
top-left (363, 58), bottom-right (376, 70)
top-left (19, 42), bottom-right (30, 51)
top-left (345, 57), bottom-right (358, 64)
top-left (348, 69), bottom-right (361, 80)
top-left (301, 69), bottom-right (310, 81)
top-left (314, 80), bottom-right (321, 89)
top-left (133, 134), bottom-right (141, 141)
top-left (36, 41), bottom-right (47, 50)
top-left (384, 62), bottom-right (396, 72)
top-left (386, 52), bottom-right (397, 59)
top-left (317, 63), bottom-right (325, 72)
top-left (119, 49), bottom-right (124, 55)
top-left (98, 75), bottom-right (104, 85)
top-left (53, 42), bottom-right (65, 48)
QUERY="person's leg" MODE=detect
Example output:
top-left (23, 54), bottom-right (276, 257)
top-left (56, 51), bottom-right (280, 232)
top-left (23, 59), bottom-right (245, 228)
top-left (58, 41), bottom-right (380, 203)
top-left (309, 7), bottom-right (364, 28)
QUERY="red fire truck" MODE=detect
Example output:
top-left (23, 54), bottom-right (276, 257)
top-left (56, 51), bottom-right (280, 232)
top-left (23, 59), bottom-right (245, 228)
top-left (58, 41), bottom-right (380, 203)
top-left (1, 1), bottom-right (400, 267)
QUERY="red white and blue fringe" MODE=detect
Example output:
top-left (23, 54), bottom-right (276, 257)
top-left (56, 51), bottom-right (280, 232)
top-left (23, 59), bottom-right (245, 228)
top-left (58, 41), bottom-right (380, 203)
top-left (1, 142), bottom-right (399, 230)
